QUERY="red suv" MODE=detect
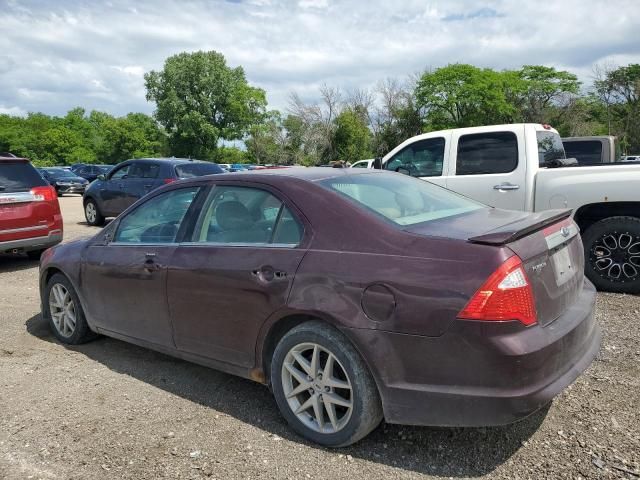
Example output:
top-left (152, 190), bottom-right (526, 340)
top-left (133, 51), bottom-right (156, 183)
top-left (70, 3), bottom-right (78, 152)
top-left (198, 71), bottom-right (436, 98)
top-left (0, 154), bottom-right (63, 259)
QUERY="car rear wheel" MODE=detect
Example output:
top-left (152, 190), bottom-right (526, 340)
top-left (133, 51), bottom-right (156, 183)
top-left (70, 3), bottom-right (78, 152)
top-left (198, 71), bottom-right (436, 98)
top-left (84, 199), bottom-right (105, 226)
top-left (583, 216), bottom-right (640, 294)
top-left (270, 321), bottom-right (382, 447)
top-left (44, 273), bottom-right (97, 344)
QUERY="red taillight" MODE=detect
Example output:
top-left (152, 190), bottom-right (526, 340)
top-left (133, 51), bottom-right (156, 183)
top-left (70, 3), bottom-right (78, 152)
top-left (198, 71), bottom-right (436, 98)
top-left (30, 186), bottom-right (57, 202)
top-left (163, 178), bottom-right (176, 184)
top-left (458, 256), bottom-right (537, 326)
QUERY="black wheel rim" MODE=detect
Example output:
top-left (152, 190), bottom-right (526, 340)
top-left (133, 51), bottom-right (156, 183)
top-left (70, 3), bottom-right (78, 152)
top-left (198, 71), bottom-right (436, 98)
top-left (590, 231), bottom-right (640, 283)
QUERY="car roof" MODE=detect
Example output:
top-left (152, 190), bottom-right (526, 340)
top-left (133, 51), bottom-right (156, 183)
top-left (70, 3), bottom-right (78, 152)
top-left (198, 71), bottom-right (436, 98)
top-left (0, 155), bottom-right (28, 162)
top-left (126, 157), bottom-right (215, 166)
top-left (188, 166), bottom-right (385, 183)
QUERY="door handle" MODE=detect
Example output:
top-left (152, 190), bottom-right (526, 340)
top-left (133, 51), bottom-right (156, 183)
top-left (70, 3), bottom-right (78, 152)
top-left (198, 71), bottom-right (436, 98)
top-left (144, 184), bottom-right (153, 188)
top-left (493, 183), bottom-right (520, 191)
top-left (251, 266), bottom-right (287, 282)
top-left (143, 257), bottom-right (161, 272)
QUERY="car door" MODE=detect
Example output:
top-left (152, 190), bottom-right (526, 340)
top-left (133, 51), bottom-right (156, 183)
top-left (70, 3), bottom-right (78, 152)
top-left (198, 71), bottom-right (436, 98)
top-left (99, 163), bottom-right (131, 215)
top-left (383, 136), bottom-right (449, 188)
top-left (167, 183), bottom-right (308, 367)
top-left (445, 128), bottom-right (527, 210)
top-left (82, 186), bottom-right (202, 346)
top-left (125, 161), bottom-right (162, 208)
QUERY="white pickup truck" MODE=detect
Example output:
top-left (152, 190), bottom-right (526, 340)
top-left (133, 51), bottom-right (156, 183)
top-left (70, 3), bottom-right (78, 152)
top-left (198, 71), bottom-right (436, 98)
top-left (377, 123), bottom-right (640, 293)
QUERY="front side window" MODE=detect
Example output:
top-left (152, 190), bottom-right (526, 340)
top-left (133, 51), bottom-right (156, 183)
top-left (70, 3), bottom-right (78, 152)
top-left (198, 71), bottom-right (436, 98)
top-left (320, 173), bottom-right (483, 226)
top-left (537, 131), bottom-right (566, 167)
top-left (385, 138), bottom-right (445, 177)
top-left (114, 187), bottom-right (199, 243)
top-left (193, 186), bottom-right (302, 245)
top-left (456, 132), bottom-right (518, 175)
top-left (109, 164), bottom-right (130, 180)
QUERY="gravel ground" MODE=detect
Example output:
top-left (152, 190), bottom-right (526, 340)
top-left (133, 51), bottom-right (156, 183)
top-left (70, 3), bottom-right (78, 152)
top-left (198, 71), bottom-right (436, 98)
top-left (1, 196), bottom-right (639, 480)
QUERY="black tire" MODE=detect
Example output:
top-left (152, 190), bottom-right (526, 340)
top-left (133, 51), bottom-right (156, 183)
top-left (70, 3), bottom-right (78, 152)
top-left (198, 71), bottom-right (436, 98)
top-left (84, 198), bottom-right (105, 226)
top-left (26, 249), bottom-right (45, 260)
top-left (43, 273), bottom-right (97, 344)
top-left (582, 216), bottom-right (640, 294)
top-left (56, 189), bottom-right (62, 197)
top-left (270, 321), bottom-right (383, 447)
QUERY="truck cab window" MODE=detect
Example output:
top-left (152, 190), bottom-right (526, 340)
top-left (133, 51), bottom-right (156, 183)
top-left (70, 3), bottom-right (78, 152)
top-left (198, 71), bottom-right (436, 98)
top-left (456, 132), bottom-right (518, 175)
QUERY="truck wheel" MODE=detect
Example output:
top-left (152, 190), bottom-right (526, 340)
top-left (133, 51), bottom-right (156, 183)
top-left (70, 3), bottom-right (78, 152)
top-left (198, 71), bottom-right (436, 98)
top-left (270, 321), bottom-right (383, 447)
top-left (84, 199), bottom-right (105, 227)
top-left (582, 216), bottom-right (640, 294)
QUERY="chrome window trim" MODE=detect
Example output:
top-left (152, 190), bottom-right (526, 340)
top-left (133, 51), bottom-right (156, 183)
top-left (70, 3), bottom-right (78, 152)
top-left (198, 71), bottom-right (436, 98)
top-left (178, 241), bottom-right (299, 249)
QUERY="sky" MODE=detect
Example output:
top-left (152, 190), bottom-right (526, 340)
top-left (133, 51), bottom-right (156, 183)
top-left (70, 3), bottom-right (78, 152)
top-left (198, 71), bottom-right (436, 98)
top-left (1, 0), bottom-right (639, 118)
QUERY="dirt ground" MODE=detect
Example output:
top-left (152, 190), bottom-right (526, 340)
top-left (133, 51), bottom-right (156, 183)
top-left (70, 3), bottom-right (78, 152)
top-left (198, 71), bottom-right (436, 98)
top-left (1, 196), bottom-right (638, 480)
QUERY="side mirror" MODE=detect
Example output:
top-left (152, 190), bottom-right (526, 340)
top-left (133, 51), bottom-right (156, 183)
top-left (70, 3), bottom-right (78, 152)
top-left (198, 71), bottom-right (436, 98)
top-left (372, 157), bottom-right (382, 169)
top-left (97, 174), bottom-right (106, 181)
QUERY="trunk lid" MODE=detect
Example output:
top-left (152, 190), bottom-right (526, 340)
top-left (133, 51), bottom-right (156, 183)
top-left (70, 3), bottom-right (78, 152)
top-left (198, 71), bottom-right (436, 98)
top-left (407, 207), bottom-right (584, 326)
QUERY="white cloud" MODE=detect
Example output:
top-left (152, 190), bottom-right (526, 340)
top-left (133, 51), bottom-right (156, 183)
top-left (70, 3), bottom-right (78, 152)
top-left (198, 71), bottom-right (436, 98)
top-left (0, 0), bottom-right (638, 117)
top-left (0, 105), bottom-right (27, 116)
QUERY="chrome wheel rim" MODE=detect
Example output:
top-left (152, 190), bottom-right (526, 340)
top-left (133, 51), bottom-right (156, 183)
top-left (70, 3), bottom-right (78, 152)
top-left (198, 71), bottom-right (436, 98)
top-left (591, 232), bottom-right (640, 282)
top-left (49, 284), bottom-right (76, 337)
top-left (281, 343), bottom-right (353, 434)
top-left (85, 203), bottom-right (96, 223)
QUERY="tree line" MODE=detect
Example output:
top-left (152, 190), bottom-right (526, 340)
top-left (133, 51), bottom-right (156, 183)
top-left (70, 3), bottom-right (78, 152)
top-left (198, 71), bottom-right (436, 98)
top-left (1, 50), bottom-right (638, 167)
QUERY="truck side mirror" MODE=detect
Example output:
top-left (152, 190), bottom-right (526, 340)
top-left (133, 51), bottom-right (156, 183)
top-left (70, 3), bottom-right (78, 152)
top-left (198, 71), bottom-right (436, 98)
top-left (372, 157), bottom-right (382, 169)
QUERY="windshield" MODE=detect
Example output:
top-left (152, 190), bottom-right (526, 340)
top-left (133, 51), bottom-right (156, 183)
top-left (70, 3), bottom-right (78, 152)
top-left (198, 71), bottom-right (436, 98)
top-left (537, 131), bottom-right (566, 167)
top-left (175, 162), bottom-right (224, 178)
top-left (319, 172), bottom-right (484, 226)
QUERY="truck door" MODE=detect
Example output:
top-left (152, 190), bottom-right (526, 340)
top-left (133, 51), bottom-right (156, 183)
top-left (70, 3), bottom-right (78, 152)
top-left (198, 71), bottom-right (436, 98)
top-left (445, 127), bottom-right (527, 210)
top-left (382, 134), bottom-right (450, 188)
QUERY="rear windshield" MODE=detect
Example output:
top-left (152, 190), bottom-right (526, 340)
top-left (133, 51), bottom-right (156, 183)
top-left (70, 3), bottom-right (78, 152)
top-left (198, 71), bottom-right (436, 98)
top-left (537, 131), bottom-right (566, 167)
top-left (563, 141), bottom-right (603, 165)
top-left (319, 173), bottom-right (483, 226)
top-left (0, 161), bottom-right (48, 193)
top-left (175, 162), bottom-right (224, 178)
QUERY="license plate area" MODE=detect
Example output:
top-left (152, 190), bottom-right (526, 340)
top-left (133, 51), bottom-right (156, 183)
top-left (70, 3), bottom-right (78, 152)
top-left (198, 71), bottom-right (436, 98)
top-left (551, 246), bottom-right (575, 286)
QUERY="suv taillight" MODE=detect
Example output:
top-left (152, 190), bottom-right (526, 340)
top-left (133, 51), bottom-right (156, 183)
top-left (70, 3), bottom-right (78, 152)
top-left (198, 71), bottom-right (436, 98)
top-left (458, 256), bottom-right (537, 326)
top-left (163, 178), bottom-right (176, 184)
top-left (30, 185), bottom-right (57, 202)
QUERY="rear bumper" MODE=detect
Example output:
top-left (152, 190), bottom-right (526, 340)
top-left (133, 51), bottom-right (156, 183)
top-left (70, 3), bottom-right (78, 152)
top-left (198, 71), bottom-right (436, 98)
top-left (0, 232), bottom-right (63, 253)
top-left (344, 280), bottom-right (600, 427)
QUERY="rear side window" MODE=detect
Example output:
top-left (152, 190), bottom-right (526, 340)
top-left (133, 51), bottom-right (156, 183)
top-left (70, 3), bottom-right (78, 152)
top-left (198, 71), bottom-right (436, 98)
top-left (129, 163), bottom-right (160, 179)
top-left (193, 186), bottom-right (302, 245)
top-left (175, 163), bottom-right (224, 178)
top-left (385, 138), bottom-right (445, 177)
top-left (537, 131), bottom-right (566, 166)
top-left (456, 132), bottom-right (518, 175)
top-left (0, 161), bottom-right (47, 193)
top-left (563, 141), bottom-right (603, 165)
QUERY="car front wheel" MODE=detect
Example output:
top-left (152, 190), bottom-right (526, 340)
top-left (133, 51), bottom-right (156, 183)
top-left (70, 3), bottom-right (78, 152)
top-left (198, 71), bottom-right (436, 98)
top-left (583, 216), bottom-right (640, 294)
top-left (84, 199), bottom-right (105, 226)
top-left (270, 321), bottom-right (382, 447)
top-left (43, 273), bottom-right (97, 344)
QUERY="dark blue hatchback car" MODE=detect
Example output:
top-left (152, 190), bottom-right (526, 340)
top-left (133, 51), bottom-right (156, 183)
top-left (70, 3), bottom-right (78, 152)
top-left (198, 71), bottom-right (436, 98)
top-left (83, 158), bottom-right (224, 226)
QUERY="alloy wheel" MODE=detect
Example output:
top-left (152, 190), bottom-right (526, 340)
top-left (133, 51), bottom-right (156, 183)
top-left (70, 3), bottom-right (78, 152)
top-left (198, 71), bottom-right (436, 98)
top-left (591, 232), bottom-right (640, 282)
top-left (85, 202), bottom-right (96, 223)
top-left (49, 283), bottom-right (77, 337)
top-left (281, 343), bottom-right (353, 434)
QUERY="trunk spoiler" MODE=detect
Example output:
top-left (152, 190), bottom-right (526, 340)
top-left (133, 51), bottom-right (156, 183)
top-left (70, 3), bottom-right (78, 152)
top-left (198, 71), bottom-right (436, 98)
top-left (468, 209), bottom-right (572, 246)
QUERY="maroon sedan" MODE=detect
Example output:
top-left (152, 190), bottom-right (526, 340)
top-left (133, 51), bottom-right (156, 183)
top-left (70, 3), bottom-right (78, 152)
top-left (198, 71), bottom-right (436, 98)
top-left (39, 168), bottom-right (600, 446)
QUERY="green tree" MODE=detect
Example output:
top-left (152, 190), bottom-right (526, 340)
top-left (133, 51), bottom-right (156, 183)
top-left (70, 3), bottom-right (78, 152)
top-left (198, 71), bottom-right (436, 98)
top-left (333, 108), bottom-right (372, 162)
top-left (144, 50), bottom-right (267, 159)
top-left (415, 64), bottom-right (517, 129)
top-left (515, 65), bottom-right (581, 122)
